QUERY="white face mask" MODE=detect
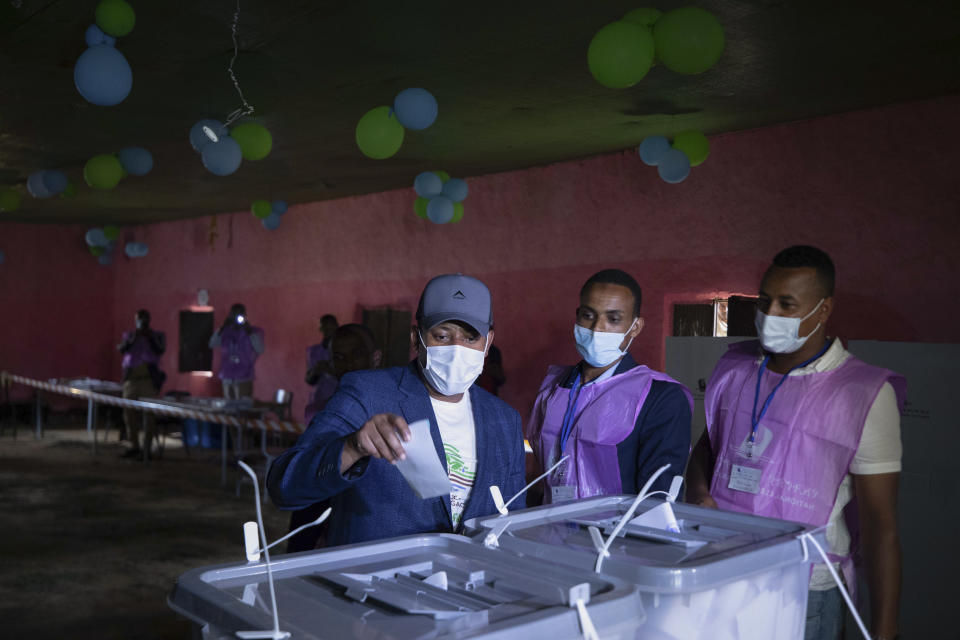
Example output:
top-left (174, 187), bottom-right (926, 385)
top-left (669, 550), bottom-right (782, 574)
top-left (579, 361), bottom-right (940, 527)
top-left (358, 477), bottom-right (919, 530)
top-left (574, 319), bottom-right (637, 368)
top-left (419, 333), bottom-right (488, 396)
top-left (754, 299), bottom-right (824, 354)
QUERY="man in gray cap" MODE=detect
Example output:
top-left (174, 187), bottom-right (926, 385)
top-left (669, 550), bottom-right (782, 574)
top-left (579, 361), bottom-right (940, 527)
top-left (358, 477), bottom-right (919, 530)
top-left (268, 274), bottom-right (525, 546)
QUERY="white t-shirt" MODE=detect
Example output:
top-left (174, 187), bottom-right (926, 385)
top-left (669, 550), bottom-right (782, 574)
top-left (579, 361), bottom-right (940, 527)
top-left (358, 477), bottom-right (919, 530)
top-left (430, 392), bottom-right (478, 529)
top-left (757, 338), bottom-right (902, 589)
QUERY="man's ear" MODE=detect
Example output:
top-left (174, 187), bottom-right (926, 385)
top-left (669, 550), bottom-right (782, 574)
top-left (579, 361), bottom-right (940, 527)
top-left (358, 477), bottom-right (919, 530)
top-left (819, 297), bottom-right (834, 324)
top-left (630, 317), bottom-right (645, 338)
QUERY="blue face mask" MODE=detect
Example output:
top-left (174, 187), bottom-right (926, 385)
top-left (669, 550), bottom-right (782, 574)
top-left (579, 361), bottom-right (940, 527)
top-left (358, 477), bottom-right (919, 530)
top-left (574, 318), bottom-right (637, 368)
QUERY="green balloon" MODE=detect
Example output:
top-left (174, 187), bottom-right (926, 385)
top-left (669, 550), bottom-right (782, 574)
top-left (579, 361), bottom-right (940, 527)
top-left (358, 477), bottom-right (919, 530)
top-left (414, 196), bottom-right (429, 219)
top-left (89, 245), bottom-right (106, 257)
top-left (433, 170), bottom-right (450, 183)
top-left (251, 200), bottom-right (271, 218)
top-left (95, 0), bottom-right (135, 37)
top-left (103, 224), bottom-right (120, 241)
top-left (654, 7), bottom-right (724, 75)
top-left (672, 130), bottom-right (710, 167)
top-left (587, 21), bottom-right (655, 89)
top-left (230, 123), bottom-right (273, 161)
top-left (0, 188), bottom-right (21, 212)
top-left (355, 106), bottom-right (404, 160)
top-left (60, 181), bottom-right (77, 199)
top-left (623, 7), bottom-right (662, 29)
top-left (451, 202), bottom-right (464, 223)
top-left (84, 154), bottom-right (124, 190)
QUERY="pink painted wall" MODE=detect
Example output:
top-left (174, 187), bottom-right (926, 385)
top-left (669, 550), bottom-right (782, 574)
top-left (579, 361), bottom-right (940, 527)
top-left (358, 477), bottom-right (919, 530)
top-left (2, 96), bottom-right (958, 419)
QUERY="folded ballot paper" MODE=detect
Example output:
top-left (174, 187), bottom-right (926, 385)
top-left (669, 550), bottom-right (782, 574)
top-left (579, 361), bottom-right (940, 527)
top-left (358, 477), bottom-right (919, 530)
top-left (394, 419), bottom-right (451, 499)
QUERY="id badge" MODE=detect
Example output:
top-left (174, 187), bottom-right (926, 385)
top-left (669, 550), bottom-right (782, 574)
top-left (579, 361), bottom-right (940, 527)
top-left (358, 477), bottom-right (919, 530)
top-left (728, 464), bottom-right (762, 494)
top-left (551, 485), bottom-right (577, 503)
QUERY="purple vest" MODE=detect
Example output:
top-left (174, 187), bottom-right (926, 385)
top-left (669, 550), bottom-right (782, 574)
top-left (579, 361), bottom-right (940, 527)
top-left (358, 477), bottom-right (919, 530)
top-left (527, 364), bottom-right (691, 502)
top-left (216, 325), bottom-right (264, 381)
top-left (121, 331), bottom-right (163, 371)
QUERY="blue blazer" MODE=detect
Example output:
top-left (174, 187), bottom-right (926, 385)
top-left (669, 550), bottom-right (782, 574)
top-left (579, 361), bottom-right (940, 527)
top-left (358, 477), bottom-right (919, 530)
top-left (267, 361), bottom-right (525, 546)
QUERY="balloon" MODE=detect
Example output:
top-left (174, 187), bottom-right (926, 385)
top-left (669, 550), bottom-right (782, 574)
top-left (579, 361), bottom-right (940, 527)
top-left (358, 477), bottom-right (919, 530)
top-left (201, 137), bottom-right (243, 176)
top-left (42, 170), bottom-right (68, 195)
top-left (95, 0), bottom-right (135, 37)
top-left (414, 196), bottom-right (429, 219)
top-left (84, 154), bottom-right (124, 190)
top-left (118, 147), bottom-right (153, 175)
top-left (85, 24), bottom-right (116, 47)
top-left (451, 202), bottom-right (464, 223)
top-left (623, 7), bottom-right (662, 29)
top-left (60, 181), bottom-right (77, 199)
top-left (672, 130), bottom-right (710, 167)
top-left (251, 200), bottom-right (271, 218)
top-left (657, 148), bottom-right (691, 184)
top-left (230, 122), bottom-right (272, 161)
top-left (85, 228), bottom-right (108, 247)
top-left (262, 212), bottom-right (281, 230)
top-left (426, 196), bottom-right (454, 224)
top-left (638, 135), bottom-right (671, 166)
top-left (125, 241), bottom-right (147, 258)
top-left (89, 245), bottom-right (106, 257)
top-left (441, 178), bottom-right (468, 202)
top-left (653, 7), bottom-right (725, 75)
top-left (103, 224), bottom-right (120, 241)
top-left (393, 88), bottom-right (438, 130)
top-left (414, 171), bottom-right (443, 198)
top-left (270, 200), bottom-right (288, 215)
top-left (98, 253), bottom-right (113, 266)
top-left (587, 21), bottom-right (655, 89)
top-left (0, 188), bottom-right (21, 212)
top-left (355, 106), bottom-right (404, 160)
top-left (189, 119), bottom-right (228, 153)
top-left (433, 170), bottom-right (450, 183)
top-left (74, 45), bottom-right (132, 106)
top-left (27, 171), bottom-right (54, 198)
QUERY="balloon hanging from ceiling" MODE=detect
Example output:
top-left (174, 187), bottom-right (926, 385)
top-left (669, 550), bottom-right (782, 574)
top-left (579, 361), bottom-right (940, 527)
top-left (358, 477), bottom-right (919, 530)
top-left (412, 171), bottom-right (468, 224)
top-left (0, 188), bottom-right (21, 212)
top-left (74, 1), bottom-right (136, 106)
top-left (653, 7), bottom-right (725, 75)
top-left (356, 88), bottom-right (438, 159)
top-left (637, 131), bottom-right (710, 183)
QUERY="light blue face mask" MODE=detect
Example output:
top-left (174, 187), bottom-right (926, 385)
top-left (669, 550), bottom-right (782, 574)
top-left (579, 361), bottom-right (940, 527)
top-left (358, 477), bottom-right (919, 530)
top-left (574, 318), bottom-right (637, 368)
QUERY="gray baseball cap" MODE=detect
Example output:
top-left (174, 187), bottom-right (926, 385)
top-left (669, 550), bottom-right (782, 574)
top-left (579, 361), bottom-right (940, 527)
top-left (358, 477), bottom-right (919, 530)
top-left (417, 274), bottom-right (492, 335)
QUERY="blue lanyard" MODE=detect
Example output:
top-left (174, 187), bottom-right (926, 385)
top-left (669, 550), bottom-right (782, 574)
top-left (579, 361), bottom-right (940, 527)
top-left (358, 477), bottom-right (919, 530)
top-left (750, 340), bottom-right (832, 448)
top-left (558, 371), bottom-right (583, 454)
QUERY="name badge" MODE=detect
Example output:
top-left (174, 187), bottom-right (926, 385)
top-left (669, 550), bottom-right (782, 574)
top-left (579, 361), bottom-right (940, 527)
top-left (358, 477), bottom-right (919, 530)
top-left (728, 464), bottom-right (762, 494)
top-left (551, 485), bottom-right (577, 503)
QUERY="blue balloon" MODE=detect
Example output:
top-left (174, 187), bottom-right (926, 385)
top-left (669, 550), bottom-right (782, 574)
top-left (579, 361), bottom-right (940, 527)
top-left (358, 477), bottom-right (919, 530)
top-left (27, 171), bottom-right (54, 198)
top-left (118, 147), bottom-right (153, 176)
top-left (73, 45), bottom-right (132, 106)
top-left (426, 196), bottom-right (455, 224)
top-left (84, 24), bottom-right (115, 47)
top-left (201, 137), bottom-right (243, 176)
top-left (189, 119), bottom-right (228, 153)
top-left (125, 241), bottom-right (148, 258)
top-left (98, 253), bottom-right (113, 266)
top-left (270, 200), bottom-right (288, 215)
top-left (414, 171), bottom-right (443, 198)
top-left (0, 250), bottom-right (5, 264)
top-left (42, 170), bottom-right (69, 195)
top-left (638, 136), bottom-right (671, 166)
top-left (262, 212), bottom-right (282, 230)
top-left (393, 88), bottom-right (438, 130)
top-left (657, 149), bottom-right (691, 184)
top-left (86, 228), bottom-right (107, 247)
top-left (441, 178), bottom-right (468, 202)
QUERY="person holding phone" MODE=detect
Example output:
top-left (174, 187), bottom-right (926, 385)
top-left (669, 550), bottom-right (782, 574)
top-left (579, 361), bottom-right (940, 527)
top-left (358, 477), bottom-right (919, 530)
top-left (209, 303), bottom-right (265, 398)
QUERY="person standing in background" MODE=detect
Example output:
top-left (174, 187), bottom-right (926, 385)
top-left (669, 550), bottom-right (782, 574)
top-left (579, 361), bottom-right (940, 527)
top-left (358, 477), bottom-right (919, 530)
top-left (117, 309), bottom-right (166, 460)
top-left (304, 314), bottom-right (339, 423)
top-left (209, 303), bottom-right (264, 398)
top-left (476, 344), bottom-right (506, 396)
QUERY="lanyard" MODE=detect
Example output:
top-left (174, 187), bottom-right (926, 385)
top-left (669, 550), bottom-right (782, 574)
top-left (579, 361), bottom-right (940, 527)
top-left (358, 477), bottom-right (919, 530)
top-left (558, 371), bottom-right (583, 454)
top-left (749, 340), bottom-right (831, 451)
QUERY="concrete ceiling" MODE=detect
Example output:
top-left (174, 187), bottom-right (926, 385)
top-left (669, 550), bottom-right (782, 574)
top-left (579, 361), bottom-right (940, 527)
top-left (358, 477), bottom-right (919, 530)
top-left (1, 0), bottom-right (959, 225)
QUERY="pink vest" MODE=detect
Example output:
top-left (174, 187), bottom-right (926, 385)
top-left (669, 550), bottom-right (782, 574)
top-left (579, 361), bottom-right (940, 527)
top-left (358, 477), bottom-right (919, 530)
top-left (706, 340), bottom-right (905, 588)
top-left (528, 364), bottom-right (691, 502)
top-left (121, 331), bottom-right (163, 371)
top-left (217, 325), bottom-right (264, 381)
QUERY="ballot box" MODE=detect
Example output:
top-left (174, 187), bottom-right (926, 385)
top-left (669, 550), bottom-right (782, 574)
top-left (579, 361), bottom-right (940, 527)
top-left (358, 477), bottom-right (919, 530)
top-left (169, 533), bottom-right (645, 639)
top-left (464, 496), bottom-right (821, 640)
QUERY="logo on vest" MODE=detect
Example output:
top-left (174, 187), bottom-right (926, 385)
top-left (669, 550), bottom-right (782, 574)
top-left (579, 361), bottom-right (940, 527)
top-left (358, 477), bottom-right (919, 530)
top-left (736, 425), bottom-right (774, 459)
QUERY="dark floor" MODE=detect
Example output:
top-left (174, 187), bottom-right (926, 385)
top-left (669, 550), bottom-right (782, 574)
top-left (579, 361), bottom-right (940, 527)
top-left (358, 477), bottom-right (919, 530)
top-left (0, 418), bottom-right (290, 639)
